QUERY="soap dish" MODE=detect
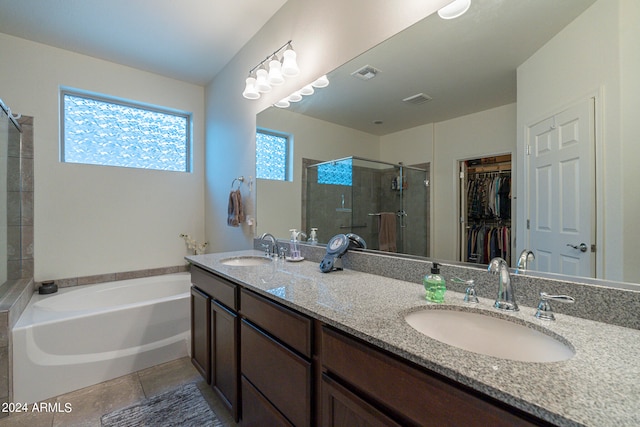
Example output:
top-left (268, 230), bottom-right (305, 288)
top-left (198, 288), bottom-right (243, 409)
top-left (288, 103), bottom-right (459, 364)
top-left (286, 256), bottom-right (305, 262)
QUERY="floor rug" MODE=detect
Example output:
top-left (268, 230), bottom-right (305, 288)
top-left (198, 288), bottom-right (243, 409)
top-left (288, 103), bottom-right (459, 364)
top-left (101, 382), bottom-right (223, 427)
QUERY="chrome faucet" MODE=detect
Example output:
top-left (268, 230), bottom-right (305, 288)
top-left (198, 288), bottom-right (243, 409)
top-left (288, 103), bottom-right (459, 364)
top-left (260, 233), bottom-right (279, 257)
top-left (516, 249), bottom-right (535, 273)
top-left (488, 257), bottom-right (518, 311)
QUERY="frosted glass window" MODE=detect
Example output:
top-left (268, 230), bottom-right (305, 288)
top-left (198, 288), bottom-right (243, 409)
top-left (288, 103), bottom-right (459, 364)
top-left (318, 158), bottom-right (352, 186)
top-left (61, 90), bottom-right (191, 172)
top-left (256, 130), bottom-right (290, 181)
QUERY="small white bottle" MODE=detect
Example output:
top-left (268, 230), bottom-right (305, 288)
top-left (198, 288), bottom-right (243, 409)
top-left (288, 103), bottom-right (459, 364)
top-left (308, 228), bottom-right (318, 245)
top-left (289, 229), bottom-right (301, 259)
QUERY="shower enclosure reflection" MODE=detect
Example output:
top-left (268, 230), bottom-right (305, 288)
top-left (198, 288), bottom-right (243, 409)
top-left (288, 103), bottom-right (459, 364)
top-left (302, 157), bottom-right (430, 257)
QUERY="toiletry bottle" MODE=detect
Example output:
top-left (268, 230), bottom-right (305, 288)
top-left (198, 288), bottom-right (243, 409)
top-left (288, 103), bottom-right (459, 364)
top-left (424, 263), bottom-right (446, 303)
top-left (289, 229), bottom-right (300, 259)
top-left (308, 228), bottom-right (318, 245)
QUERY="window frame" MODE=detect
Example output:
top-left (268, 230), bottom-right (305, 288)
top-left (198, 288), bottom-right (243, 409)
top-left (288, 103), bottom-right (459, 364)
top-left (255, 128), bottom-right (292, 182)
top-left (60, 87), bottom-right (192, 172)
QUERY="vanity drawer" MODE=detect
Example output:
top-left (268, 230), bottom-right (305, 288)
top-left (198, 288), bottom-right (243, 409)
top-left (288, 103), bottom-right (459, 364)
top-left (240, 288), bottom-right (312, 357)
top-left (191, 266), bottom-right (238, 310)
top-left (321, 326), bottom-right (542, 427)
top-left (241, 320), bottom-right (311, 427)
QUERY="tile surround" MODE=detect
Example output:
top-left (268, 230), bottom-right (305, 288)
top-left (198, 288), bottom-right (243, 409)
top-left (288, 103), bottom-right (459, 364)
top-left (1, 116), bottom-right (34, 416)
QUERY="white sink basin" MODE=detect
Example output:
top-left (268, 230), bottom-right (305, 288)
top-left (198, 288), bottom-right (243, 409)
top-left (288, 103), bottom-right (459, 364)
top-left (220, 256), bottom-right (272, 266)
top-left (404, 308), bottom-right (574, 363)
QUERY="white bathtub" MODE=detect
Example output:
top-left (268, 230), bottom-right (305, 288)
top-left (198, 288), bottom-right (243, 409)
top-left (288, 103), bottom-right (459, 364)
top-left (12, 272), bottom-right (191, 403)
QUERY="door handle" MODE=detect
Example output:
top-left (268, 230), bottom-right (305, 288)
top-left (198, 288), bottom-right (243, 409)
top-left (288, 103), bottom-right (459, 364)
top-left (566, 243), bottom-right (588, 253)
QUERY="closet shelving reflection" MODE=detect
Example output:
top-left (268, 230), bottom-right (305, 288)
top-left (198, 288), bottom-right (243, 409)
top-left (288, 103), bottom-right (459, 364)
top-left (462, 156), bottom-right (512, 265)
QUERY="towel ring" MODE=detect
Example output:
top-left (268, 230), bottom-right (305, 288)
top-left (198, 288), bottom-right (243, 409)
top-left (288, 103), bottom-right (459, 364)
top-left (231, 176), bottom-right (245, 190)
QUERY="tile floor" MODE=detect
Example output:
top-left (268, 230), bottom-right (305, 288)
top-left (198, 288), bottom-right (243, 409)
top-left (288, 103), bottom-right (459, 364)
top-left (0, 357), bottom-right (238, 427)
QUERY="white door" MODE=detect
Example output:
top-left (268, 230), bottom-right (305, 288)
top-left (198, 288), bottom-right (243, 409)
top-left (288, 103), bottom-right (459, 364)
top-left (527, 98), bottom-right (595, 277)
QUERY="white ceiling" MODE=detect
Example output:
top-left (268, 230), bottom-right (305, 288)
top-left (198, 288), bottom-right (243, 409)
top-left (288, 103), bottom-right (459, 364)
top-left (283, 0), bottom-right (597, 135)
top-left (0, 0), bottom-right (288, 85)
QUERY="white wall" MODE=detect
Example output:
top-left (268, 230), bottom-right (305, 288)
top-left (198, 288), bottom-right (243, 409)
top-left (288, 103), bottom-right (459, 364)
top-left (256, 108), bottom-right (379, 236)
top-left (204, 0), bottom-right (452, 253)
top-left (516, 0), bottom-right (637, 281)
top-left (0, 33), bottom-right (205, 281)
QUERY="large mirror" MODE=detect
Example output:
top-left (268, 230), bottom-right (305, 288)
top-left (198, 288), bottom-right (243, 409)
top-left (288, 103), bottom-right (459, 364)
top-left (257, 0), bottom-right (640, 286)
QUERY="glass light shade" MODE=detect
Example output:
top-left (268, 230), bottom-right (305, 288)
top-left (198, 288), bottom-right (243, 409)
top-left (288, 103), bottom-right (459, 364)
top-left (242, 77), bottom-right (260, 100)
top-left (312, 75), bottom-right (329, 88)
top-left (255, 68), bottom-right (272, 93)
top-left (437, 0), bottom-right (471, 19)
top-left (274, 98), bottom-right (290, 108)
top-left (300, 84), bottom-right (315, 96)
top-left (267, 59), bottom-right (285, 85)
top-left (281, 48), bottom-right (300, 77)
top-left (288, 91), bottom-right (303, 102)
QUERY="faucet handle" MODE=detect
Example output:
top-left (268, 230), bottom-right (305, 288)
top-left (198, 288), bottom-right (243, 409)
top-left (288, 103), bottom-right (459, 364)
top-left (535, 292), bottom-right (575, 321)
top-left (260, 243), bottom-right (270, 256)
top-left (278, 245), bottom-right (288, 259)
top-left (453, 278), bottom-right (478, 304)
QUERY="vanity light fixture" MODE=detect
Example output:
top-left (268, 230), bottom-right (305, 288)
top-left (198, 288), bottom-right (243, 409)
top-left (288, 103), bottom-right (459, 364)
top-left (437, 0), bottom-right (471, 20)
top-left (288, 91), bottom-right (303, 103)
top-left (273, 75), bottom-right (330, 108)
top-left (312, 74), bottom-right (329, 88)
top-left (300, 84), bottom-right (315, 96)
top-left (242, 41), bottom-right (299, 100)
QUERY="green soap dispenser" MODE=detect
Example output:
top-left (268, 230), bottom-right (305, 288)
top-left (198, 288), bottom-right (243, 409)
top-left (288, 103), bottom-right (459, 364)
top-left (424, 263), bottom-right (446, 303)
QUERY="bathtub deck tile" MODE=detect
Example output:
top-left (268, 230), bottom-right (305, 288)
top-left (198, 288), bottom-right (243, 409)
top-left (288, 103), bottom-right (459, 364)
top-left (76, 273), bottom-right (116, 287)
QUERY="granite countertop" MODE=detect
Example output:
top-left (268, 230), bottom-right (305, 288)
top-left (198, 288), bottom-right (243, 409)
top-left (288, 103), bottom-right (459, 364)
top-left (187, 250), bottom-right (640, 427)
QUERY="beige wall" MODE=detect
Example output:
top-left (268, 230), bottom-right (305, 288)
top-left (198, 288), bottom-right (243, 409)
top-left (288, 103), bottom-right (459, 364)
top-left (516, 0), bottom-right (638, 281)
top-left (257, 102), bottom-right (515, 259)
top-left (0, 33), bottom-right (205, 281)
top-left (620, 0), bottom-right (640, 282)
top-left (204, 0), bottom-right (452, 253)
top-left (431, 104), bottom-right (516, 261)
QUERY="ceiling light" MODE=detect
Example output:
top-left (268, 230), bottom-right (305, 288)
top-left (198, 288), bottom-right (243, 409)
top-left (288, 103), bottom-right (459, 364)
top-left (437, 0), bottom-right (471, 20)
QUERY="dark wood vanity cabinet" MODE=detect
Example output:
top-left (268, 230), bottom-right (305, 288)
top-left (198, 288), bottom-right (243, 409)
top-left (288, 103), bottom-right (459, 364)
top-left (319, 326), bottom-right (547, 427)
top-left (240, 288), bottom-right (313, 427)
top-left (190, 264), bottom-right (552, 426)
top-left (190, 286), bottom-right (210, 382)
top-left (190, 266), bottom-right (240, 422)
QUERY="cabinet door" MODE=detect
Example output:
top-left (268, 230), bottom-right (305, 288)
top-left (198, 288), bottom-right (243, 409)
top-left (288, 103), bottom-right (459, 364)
top-left (321, 374), bottom-right (402, 427)
top-left (190, 286), bottom-right (210, 383)
top-left (241, 376), bottom-right (294, 427)
top-left (241, 320), bottom-right (311, 427)
top-left (211, 300), bottom-right (239, 422)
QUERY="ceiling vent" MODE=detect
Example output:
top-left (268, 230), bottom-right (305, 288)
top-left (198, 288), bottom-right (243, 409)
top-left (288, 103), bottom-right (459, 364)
top-left (402, 93), bottom-right (433, 105)
top-left (351, 65), bottom-right (381, 81)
